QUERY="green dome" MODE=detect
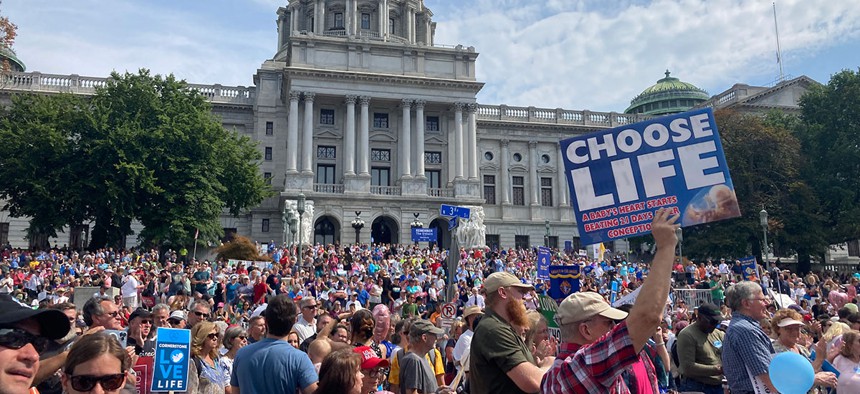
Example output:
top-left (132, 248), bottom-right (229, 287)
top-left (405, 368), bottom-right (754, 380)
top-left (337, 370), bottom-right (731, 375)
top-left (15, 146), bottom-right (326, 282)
top-left (0, 47), bottom-right (25, 72)
top-left (625, 70), bottom-right (708, 116)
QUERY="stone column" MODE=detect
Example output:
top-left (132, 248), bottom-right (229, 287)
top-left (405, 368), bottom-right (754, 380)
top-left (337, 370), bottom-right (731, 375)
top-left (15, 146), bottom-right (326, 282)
top-left (413, 100), bottom-right (426, 178)
top-left (453, 103), bottom-right (464, 180)
top-left (557, 142), bottom-right (569, 207)
top-left (500, 139), bottom-right (511, 205)
top-left (529, 141), bottom-right (540, 206)
top-left (358, 96), bottom-right (370, 176)
top-left (317, 0), bottom-right (326, 33)
top-left (291, 7), bottom-right (298, 34)
top-left (467, 103), bottom-right (478, 181)
top-left (344, 95), bottom-right (357, 176)
top-left (287, 91), bottom-right (300, 174)
top-left (302, 92), bottom-right (315, 174)
top-left (378, 0), bottom-right (385, 36)
top-left (399, 99), bottom-right (413, 179)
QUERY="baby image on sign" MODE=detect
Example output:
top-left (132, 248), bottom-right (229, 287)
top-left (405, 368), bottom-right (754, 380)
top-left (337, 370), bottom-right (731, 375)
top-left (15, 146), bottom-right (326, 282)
top-left (560, 107), bottom-right (740, 245)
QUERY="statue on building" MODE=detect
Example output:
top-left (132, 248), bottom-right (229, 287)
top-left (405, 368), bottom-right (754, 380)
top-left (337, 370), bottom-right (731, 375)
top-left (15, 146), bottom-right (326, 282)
top-left (455, 206), bottom-right (486, 249)
top-left (284, 199), bottom-right (315, 246)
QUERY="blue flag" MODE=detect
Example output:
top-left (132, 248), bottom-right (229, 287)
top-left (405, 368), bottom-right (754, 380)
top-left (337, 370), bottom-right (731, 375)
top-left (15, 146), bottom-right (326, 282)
top-left (537, 246), bottom-right (551, 280)
top-left (739, 256), bottom-right (758, 281)
top-left (549, 265), bottom-right (581, 303)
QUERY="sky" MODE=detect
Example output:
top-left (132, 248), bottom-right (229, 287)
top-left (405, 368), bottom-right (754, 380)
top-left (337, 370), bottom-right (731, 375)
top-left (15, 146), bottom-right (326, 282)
top-left (4, 0), bottom-right (860, 112)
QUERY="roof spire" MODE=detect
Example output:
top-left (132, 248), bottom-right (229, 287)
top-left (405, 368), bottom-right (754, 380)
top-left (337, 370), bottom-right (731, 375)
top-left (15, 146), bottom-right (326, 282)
top-left (665, 69), bottom-right (671, 79)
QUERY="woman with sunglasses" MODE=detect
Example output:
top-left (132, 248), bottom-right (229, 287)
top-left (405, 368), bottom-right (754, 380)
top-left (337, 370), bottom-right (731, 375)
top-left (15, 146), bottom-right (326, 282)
top-left (190, 321), bottom-right (230, 394)
top-left (219, 326), bottom-right (248, 393)
top-left (61, 334), bottom-right (130, 394)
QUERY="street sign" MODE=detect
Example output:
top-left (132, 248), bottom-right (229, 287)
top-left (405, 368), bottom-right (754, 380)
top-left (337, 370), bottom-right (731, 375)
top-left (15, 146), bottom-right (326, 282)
top-left (411, 228), bottom-right (438, 242)
top-left (448, 217), bottom-right (458, 231)
top-left (440, 204), bottom-right (471, 219)
top-left (441, 302), bottom-right (457, 319)
top-left (438, 318), bottom-right (454, 331)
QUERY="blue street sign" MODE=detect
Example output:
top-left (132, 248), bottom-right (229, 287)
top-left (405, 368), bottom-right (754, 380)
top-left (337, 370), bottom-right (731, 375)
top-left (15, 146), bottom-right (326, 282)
top-left (411, 228), bottom-right (438, 242)
top-left (440, 204), bottom-right (471, 219)
top-left (448, 217), bottom-right (458, 230)
top-left (151, 328), bottom-right (191, 392)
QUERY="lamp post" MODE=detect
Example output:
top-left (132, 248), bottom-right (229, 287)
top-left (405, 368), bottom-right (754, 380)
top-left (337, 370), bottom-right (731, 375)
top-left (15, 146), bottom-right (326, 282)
top-left (410, 213), bottom-right (424, 245)
top-left (351, 211), bottom-right (365, 245)
top-left (675, 227), bottom-right (683, 265)
top-left (760, 208), bottom-right (780, 304)
top-left (288, 215), bottom-right (298, 246)
top-left (544, 220), bottom-right (550, 247)
top-left (282, 205), bottom-right (288, 247)
top-left (297, 193), bottom-right (306, 265)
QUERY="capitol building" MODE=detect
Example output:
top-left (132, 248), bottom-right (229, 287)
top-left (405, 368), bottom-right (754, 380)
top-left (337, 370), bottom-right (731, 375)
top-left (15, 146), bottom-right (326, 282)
top-left (0, 0), bottom-right (816, 255)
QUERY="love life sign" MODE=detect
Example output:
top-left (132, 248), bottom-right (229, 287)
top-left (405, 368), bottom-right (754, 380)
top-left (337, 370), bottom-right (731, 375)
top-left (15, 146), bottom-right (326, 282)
top-left (560, 108), bottom-right (740, 245)
top-left (151, 327), bottom-right (191, 392)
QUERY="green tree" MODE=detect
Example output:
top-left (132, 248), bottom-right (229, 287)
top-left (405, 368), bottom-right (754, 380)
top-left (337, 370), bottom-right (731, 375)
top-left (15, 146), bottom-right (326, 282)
top-left (797, 69), bottom-right (860, 247)
top-left (0, 70), bottom-right (271, 249)
top-left (679, 110), bottom-right (827, 269)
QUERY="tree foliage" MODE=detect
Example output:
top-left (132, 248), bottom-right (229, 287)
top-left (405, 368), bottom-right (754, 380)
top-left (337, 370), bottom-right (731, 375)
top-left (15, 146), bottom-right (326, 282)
top-left (679, 110), bottom-right (827, 263)
top-left (0, 70), bottom-right (272, 249)
top-left (0, 2), bottom-right (17, 73)
top-left (797, 68), bottom-right (860, 245)
top-left (215, 235), bottom-right (271, 262)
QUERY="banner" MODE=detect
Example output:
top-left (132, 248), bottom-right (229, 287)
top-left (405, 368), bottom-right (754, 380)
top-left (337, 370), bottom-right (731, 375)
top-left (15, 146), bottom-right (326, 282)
top-left (739, 256), bottom-right (758, 281)
top-left (537, 246), bottom-right (551, 280)
top-left (411, 228), bottom-right (438, 242)
top-left (549, 265), bottom-right (581, 303)
top-left (134, 356), bottom-right (154, 394)
top-left (537, 295), bottom-right (561, 341)
top-left (151, 328), bottom-right (191, 392)
top-left (559, 108), bottom-right (740, 245)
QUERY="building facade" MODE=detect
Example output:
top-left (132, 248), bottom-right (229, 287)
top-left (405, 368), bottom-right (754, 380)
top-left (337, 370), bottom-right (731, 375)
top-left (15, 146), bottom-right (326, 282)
top-left (1, 0), bottom-right (655, 252)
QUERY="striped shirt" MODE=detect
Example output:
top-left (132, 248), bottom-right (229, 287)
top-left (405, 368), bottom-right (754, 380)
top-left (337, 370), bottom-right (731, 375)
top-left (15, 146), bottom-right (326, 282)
top-left (722, 312), bottom-right (774, 393)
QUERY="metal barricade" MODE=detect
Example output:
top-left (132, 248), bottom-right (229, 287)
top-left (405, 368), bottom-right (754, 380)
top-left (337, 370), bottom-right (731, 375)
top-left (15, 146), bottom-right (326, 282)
top-left (672, 289), bottom-right (713, 307)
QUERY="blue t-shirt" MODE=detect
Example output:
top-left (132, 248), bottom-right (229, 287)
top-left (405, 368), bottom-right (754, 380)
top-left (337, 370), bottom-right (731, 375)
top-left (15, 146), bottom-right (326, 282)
top-left (226, 282), bottom-right (239, 302)
top-left (231, 338), bottom-right (318, 393)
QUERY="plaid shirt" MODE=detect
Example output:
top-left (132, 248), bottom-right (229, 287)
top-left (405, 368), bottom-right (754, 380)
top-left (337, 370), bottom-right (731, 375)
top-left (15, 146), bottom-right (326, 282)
top-left (541, 320), bottom-right (658, 394)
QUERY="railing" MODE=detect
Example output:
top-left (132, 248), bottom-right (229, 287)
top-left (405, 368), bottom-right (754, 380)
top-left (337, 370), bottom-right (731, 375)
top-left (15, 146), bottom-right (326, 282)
top-left (313, 183), bottom-right (344, 194)
top-left (358, 30), bottom-right (381, 39)
top-left (322, 29), bottom-right (347, 37)
top-left (428, 188), bottom-right (454, 197)
top-left (672, 289), bottom-right (713, 308)
top-left (0, 72), bottom-right (255, 105)
top-left (370, 186), bottom-right (401, 196)
top-left (476, 104), bottom-right (650, 127)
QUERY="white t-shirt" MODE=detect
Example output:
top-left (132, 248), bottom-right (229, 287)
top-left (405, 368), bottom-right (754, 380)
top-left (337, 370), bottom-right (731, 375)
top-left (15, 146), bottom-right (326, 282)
top-left (122, 275), bottom-right (139, 298)
top-left (452, 329), bottom-right (474, 368)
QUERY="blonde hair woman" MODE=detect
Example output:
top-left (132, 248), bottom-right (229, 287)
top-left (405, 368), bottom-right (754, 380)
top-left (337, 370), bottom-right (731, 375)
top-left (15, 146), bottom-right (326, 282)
top-left (190, 321), bottom-right (230, 394)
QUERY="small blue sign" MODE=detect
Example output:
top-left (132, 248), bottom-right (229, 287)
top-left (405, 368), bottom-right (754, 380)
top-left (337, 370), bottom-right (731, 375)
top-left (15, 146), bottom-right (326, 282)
top-left (537, 246), bottom-right (551, 280)
top-left (440, 204), bottom-right (471, 219)
top-left (549, 265), bottom-right (581, 303)
top-left (151, 327), bottom-right (191, 392)
top-left (559, 108), bottom-right (740, 245)
top-left (739, 256), bottom-right (758, 281)
top-left (448, 217), bottom-right (458, 230)
top-left (564, 240), bottom-right (573, 253)
top-left (411, 228), bottom-right (438, 242)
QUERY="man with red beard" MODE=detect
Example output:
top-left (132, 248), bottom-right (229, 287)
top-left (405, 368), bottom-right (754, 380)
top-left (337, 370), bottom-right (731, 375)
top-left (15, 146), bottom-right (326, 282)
top-left (469, 271), bottom-right (553, 394)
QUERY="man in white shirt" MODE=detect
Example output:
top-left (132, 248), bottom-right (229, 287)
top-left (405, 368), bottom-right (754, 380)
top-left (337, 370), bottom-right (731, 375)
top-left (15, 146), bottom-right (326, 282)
top-left (464, 287), bottom-right (485, 309)
top-left (121, 270), bottom-right (141, 308)
top-left (453, 305), bottom-right (483, 371)
top-left (292, 297), bottom-right (318, 343)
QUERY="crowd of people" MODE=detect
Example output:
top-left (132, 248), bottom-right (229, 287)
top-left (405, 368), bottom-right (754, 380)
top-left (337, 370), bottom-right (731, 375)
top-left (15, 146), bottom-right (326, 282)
top-left (2, 208), bottom-right (860, 393)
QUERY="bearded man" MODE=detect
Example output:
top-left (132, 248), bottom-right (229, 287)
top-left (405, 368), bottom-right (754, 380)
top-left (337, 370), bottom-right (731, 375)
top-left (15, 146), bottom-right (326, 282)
top-left (469, 272), bottom-right (554, 394)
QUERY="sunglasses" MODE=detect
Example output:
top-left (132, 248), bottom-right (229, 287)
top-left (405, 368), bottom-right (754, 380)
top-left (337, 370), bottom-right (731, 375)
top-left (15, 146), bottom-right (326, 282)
top-left (68, 373), bottom-right (126, 391)
top-left (194, 311), bottom-right (211, 319)
top-left (237, 335), bottom-right (247, 340)
top-left (104, 311), bottom-right (120, 318)
top-left (0, 328), bottom-right (50, 353)
top-left (303, 305), bottom-right (318, 310)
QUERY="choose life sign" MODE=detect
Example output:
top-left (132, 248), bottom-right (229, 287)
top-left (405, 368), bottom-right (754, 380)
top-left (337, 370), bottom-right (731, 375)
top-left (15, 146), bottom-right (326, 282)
top-left (151, 327), bottom-right (191, 392)
top-left (560, 108), bottom-right (740, 245)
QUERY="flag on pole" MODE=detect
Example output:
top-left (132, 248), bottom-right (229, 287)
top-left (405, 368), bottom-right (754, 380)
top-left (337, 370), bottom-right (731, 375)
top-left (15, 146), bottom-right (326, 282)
top-left (194, 228), bottom-right (199, 240)
top-left (598, 243), bottom-right (606, 261)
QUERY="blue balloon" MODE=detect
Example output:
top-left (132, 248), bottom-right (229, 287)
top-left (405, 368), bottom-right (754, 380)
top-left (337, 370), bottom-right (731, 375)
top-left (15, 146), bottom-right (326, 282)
top-left (769, 352), bottom-right (815, 394)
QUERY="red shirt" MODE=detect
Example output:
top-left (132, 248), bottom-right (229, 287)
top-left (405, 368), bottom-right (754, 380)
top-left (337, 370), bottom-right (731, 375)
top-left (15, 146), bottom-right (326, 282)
top-left (253, 281), bottom-right (268, 304)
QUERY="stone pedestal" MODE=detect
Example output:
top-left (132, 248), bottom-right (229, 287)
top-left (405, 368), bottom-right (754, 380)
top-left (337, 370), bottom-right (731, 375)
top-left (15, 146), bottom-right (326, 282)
top-left (454, 179), bottom-right (481, 199)
top-left (344, 174), bottom-right (371, 194)
top-left (401, 177), bottom-right (428, 196)
top-left (285, 173), bottom-right (314, 192)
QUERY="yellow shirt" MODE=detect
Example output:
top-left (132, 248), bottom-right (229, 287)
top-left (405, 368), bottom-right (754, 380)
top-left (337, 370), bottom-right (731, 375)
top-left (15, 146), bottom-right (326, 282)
top-left (388, 347), bottom-right (445, 385)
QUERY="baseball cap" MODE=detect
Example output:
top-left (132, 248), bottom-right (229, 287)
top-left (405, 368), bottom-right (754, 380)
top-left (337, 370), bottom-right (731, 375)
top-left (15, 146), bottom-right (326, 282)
top-left (0, 294), bottom-right (70, 340)
top-left (410, 319), bottom-right (444, 336)
top-left (554, 292), bottom-right (628, 325)
top-left (354, 346), bottom-right (390, 369)
top-left (168, 310), bottom-right (187, 322)
top-left (463, 305), bottom-right (483, 319)
top-left (128, 308), bottom-right (152, 322)
top-left (697, 303), bottom-right (722, 319)
top-left (484, 272), bottom-right (534, 293)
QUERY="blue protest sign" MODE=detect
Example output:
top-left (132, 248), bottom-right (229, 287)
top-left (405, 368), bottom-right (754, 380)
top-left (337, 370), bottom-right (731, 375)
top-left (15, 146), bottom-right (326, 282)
top-left (537, 246), bottom-right (551, 280)
top-left (411, 228), bottom-right (437, 242)
top-left (564, 240), bottom-right (573, 253)
top-left (610, 280), bottom-right (619, 305)
top-left (151, 327), bottom-right (191, 392)
top-left (739, 256), bottom-right (758, 281)
top-left (559, 108), bottom-right (740, 245)
top-left (549, 265), bottom-right (581, 303)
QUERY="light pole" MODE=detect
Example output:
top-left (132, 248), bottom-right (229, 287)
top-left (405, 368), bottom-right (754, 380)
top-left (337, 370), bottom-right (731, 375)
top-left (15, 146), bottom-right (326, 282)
top-left (288, 215), bottom-right (298, 247)
top-left (297, 193), bottom-right (306, 266)
top-left (760, 208), bottom-right (780, 304)
top-left (544, 220), bottom-right (550, 247)
top-left (410, 213), bottom-right (424, 245)
top-left (675, 227), bottom-right (683, 265)
top-left (282, 205), bottom-right (288, 247)
top-left (351, 211), bottom-right (365, 245)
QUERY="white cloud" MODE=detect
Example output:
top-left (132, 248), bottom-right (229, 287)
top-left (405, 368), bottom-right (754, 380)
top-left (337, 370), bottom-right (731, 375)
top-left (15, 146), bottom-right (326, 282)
top-left (4, 0), bottom-right (860, 112)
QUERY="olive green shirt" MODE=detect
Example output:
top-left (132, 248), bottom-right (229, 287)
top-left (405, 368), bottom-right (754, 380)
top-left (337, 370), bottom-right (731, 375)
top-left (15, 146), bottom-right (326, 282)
top-left (676, 321), bottom-right (725, 386)
top-left (469, 309), bottom-right (535, 394)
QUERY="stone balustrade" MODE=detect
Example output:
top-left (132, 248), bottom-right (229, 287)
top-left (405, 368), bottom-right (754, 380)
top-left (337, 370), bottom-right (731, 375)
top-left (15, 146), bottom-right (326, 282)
top-left (1, 72), bottom-right (255, 105)
top-left (476, 104), bottom-right (649, 127)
